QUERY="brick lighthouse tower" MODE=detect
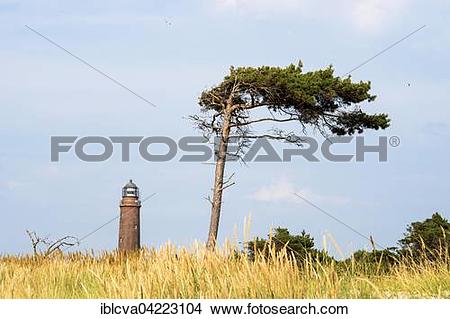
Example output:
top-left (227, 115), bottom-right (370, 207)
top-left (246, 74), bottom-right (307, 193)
top-left (118, 180), bottom-right (141, 251)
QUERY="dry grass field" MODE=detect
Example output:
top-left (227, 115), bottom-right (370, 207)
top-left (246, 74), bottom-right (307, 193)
top-left (1, 243), bottom-right (450, 299)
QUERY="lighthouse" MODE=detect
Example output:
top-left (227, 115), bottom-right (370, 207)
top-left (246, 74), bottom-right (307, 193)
top-left (118, 180), bottom-right (141, 251)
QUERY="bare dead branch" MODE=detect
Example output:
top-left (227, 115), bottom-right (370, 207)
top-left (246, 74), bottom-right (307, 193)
top-left (26, 230), bottom-right (79, 257)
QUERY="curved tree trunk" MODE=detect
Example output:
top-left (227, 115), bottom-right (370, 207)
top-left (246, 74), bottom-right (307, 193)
top-left (206, 109), bottom-right (232, 250)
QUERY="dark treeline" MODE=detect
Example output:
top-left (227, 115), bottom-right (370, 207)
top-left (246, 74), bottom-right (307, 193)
top-left (246, 212), bottom-right (450, 268)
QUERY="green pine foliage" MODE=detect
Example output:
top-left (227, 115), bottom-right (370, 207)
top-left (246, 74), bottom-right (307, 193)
top-left (399, 212), bottom-right (450, 260)
top-left (246, 227), bottom-right (333, 263)
top-left (198, 63), bottom-right (390, 135)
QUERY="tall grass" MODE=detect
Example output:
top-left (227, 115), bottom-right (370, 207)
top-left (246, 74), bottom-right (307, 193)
top-left (1, 242), bottom-right (450, 298)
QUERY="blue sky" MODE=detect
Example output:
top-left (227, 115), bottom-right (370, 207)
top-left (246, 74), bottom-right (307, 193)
top-left (0, 0), bottom-right (449, 256)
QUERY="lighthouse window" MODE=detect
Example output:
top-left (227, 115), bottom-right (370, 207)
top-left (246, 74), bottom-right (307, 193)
top-left (125, 188), bottom-right (137, 196)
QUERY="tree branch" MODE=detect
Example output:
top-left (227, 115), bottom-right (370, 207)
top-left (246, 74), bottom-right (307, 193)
top-left (230, 116), bottom-right (300, 127)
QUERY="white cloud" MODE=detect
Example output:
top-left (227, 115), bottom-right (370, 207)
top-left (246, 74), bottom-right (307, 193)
top-left (350, 0), bottom-right (411, 33)
top-left (252, 177), bottom-right (297, 202)
top-left (251, 177), bottom-right (349, 205)
top-left (215, 0), bottom-right (305, 14)
top-left (1, 180), bottom-right (26, 191)
top-left (212, 0), bottom-right (412, 33)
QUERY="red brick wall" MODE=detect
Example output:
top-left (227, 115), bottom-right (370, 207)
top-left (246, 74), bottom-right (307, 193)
top-left (118, 197), bottom-right (141, 251)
